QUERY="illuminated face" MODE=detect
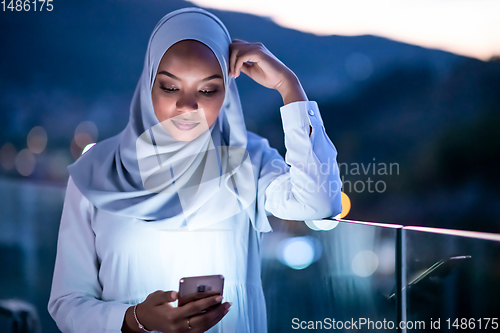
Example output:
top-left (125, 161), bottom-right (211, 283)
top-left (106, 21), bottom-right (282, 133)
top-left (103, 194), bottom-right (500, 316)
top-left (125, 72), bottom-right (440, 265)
top-left (151, 39), bottom-right (225, 141)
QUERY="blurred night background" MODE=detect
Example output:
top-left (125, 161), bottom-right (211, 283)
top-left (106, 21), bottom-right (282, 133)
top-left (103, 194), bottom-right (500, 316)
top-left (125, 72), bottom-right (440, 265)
top-left (1, 0), bottom-right (499, 332)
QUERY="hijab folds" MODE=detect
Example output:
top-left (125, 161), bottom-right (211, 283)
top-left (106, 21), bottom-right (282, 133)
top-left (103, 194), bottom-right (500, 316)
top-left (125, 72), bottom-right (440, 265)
top-left (67, 7), bottom-right (267, 232)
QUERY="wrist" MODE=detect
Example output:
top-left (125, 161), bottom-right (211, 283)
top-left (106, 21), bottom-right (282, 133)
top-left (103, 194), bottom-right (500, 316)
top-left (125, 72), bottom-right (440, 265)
top-left (122, 306), bottom-right (144, 333)
top-left (122, 306), bottom-right (140, 333)
top-left (277, 74), bottom-right (308, 106)
top-left (135, 303), bottom-right (153, 332)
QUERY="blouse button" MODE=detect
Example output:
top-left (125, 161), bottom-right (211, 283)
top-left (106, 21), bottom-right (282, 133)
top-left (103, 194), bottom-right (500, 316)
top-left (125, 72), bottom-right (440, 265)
top-left (308, 109), bottom-right (315, 116)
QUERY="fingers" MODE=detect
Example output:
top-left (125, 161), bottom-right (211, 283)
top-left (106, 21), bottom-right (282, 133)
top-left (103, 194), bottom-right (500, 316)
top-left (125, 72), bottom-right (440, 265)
top-left (204, 301), bottom-right (231, 328)
top-left (166, 290), bottom-right (178, 302)
top-left (229, 39), bottom-right (254, 77)
top-left (229, 44), bottom-right (239, 77)
top-left (231, 48), bottom-right (256, 78)
top-left (229, 40), bottom-right (266, 78)
top-left (148, 290), bottom-right (177, 305)
top-left (235, 59), bottom-right (256, 79)
top-left (189, 301), bottom-right (231, 332)
top-left (178, 294), bottom-right (224, 318)
top-left (230, 40), bottom-right (249, 77)
top-left (143, 293), bottom-right (229, 333)
top-left (238, 62), bottom-right (252, 77)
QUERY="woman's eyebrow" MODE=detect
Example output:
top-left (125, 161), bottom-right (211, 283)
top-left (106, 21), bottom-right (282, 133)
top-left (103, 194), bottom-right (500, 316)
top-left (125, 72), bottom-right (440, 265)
top-left (158, 71), bottom-right (223, 82)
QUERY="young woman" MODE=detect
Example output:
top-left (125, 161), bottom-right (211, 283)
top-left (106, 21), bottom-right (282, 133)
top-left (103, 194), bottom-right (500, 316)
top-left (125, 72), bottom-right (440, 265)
top-left (48, 7), bottom-right (342, 333)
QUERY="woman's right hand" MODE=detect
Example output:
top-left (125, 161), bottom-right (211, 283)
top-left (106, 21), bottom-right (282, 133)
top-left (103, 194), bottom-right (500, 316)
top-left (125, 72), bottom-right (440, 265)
top-left (122, 290), bottom-right (231, 333)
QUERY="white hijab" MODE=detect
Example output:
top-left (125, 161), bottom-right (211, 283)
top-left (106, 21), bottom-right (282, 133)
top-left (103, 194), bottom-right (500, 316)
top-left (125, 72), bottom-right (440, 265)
top-left (68, 7), bottom-right (261, 231)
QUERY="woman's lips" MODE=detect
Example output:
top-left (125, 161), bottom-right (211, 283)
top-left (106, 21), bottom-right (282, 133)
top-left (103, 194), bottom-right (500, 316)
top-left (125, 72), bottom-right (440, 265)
top-left (171, 120), bottom-right (200, 131)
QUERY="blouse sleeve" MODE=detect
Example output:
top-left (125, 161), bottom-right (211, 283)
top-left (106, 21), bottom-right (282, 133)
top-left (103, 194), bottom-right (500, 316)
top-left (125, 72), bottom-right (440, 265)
top-left (47, 176), bottom-right (131, 333)
top-left (263, 100), bottom-right (343, 220)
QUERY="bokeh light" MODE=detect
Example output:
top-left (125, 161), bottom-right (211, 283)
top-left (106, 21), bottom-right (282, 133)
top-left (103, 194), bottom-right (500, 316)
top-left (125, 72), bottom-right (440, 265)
top-left (277, 236), bottom-right (322, 270)
top-left (334, 191), bottom-right (351, 219)
top-left (15, 148), bottom-right (36, 176)
top-left (376, 242), bottom-right (396, 275)
top-left (27, 126), bottom-right (48, 154)
top-left (352, 250), bottom-right (379, 277)
top-left (74, 121), bottom-right (98, 149)
top-left (345, 52), bottom-right (373, 81)
top-left (0, 143), bottom-right (17, 171)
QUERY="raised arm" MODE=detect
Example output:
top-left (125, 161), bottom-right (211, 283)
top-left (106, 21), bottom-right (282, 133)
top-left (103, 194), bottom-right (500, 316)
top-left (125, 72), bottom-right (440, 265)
top-left (262, 99), bottom-right (342, 221)
top-left (229, 39), bottom-right (342, 222)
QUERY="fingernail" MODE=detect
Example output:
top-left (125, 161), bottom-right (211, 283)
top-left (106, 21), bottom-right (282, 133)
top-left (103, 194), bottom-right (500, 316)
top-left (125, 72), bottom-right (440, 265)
top-left (226, 302), bottom-right (232, 310)
top-left (215, 296), bottom-right (223, 302)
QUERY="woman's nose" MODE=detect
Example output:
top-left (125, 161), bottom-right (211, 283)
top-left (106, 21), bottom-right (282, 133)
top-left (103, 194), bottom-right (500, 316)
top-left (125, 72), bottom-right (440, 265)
top-left (176, 93), bottom-right (198, 112)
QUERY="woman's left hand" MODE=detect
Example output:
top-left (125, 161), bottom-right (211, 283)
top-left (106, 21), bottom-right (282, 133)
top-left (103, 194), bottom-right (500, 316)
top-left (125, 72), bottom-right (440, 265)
top-left (229, 39), bottom-right (296, 91)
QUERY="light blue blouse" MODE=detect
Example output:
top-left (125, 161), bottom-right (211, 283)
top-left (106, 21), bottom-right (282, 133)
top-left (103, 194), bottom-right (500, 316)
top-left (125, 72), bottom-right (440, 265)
top-left (48, 100), bottom-right (342, 333)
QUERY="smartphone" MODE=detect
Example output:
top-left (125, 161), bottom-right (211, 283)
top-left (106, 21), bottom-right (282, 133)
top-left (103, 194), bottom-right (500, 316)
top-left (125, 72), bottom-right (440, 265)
top-left (178, 274), bottom-right (225, 307)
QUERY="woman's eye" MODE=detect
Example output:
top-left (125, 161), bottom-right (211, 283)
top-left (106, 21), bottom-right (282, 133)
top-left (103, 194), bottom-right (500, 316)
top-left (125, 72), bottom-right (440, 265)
top-left (200, 90), bottom-right (217, 95)
top-left (160, 86), bottom-right (177, 93)
top-left (159, 86), bottom-right (217, 95)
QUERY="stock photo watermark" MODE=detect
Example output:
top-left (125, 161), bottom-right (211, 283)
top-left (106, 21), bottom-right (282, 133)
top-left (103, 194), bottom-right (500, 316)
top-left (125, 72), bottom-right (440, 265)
top-left (1, 0), bottom-right (54, 11)
top-left (269, 157), bottom-right (400, 195)
top-left (291, 317), bottom-right (499, 330)
top-left (339, 158), bottom-right (399, 194)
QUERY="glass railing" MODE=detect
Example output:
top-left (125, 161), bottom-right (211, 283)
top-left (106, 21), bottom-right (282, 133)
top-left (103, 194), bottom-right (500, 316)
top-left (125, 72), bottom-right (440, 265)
top-left (402, 226), bottom-right (500, 332)
top-left (261, 218), bottom-right (402, 332)
top-left (262, 218), bottom-right (500, 332)
top-left (1, 177), bottom-right (499, 332)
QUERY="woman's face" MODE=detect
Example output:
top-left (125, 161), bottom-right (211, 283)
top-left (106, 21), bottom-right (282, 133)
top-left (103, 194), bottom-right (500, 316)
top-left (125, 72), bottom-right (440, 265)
top-left (151, 39), bottom-right (225, 141)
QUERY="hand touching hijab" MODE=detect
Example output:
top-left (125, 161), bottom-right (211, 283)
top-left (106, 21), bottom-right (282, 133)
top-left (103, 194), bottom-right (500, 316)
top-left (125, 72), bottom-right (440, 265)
top-left (67, 7), bottom-right (264, 231)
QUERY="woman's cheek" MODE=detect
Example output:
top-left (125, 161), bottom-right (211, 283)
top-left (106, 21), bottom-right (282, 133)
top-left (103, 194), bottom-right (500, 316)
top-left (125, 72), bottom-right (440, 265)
top-left (156, 96), bottom-right (176, 121)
